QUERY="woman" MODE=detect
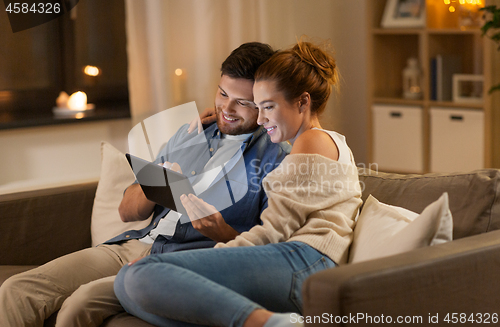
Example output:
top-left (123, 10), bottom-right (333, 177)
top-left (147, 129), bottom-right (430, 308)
top-left (114, 40), bottom-right (362, 327)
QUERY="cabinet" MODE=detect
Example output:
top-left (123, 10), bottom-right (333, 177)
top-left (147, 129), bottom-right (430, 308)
top-left (430, 107), bottom-right (484, 172)
top-left (373, 105), bottom-right (424, 173)
top-left (366, 0), bottom-right (500, 173)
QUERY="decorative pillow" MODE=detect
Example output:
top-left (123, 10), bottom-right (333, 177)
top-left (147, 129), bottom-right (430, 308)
top-left (348, 192), bottom-right (453, 263)
top-left (90, 141), bottom-right (152, 246)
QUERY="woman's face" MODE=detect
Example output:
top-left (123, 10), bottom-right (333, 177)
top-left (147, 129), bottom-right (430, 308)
top-left (253, 80), bottom-right (303, 144)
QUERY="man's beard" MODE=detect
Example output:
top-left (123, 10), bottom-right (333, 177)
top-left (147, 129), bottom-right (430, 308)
top-left (215, 107), bottom-right (259, 135)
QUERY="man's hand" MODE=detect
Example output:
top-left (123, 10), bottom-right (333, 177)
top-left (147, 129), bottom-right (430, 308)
top-left (187, 107), bottom-right (217, 134)
top-left (180, 194), bottom-right (239, 243)
top-left (160, 161), bottom-right (182, 174)
top-left (119, 161), bottom-right (183, 222)
top-left (118, 184), bottom-right (155, 222)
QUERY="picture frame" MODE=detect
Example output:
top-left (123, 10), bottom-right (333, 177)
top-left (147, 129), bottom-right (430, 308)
top-left (381, 0), bottom-right (426, 28)
top-left (452, 74), bottom-right (484, 105)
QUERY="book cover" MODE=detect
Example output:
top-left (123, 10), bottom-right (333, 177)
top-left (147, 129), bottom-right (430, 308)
top-left (435, 54), bottom-right (462, 101)
top-left (430, 57), bottom-right (437, 101)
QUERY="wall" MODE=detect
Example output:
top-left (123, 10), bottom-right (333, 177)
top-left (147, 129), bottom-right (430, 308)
top-left (0, 0), bottom-right (369, 193)
top-left (126, 0), bottom-right (368, 162)
top-left (0, 119), bottom-right (131, 193)
top-left (328, 1), bottom-right (368, 164)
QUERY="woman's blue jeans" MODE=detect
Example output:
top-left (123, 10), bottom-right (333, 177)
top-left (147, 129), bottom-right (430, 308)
top-left (114, 241), bottom-right (336, 327)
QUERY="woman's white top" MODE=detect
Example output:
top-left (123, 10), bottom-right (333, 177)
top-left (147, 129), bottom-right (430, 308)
top-left (311, 128), bottom-right (355, 166)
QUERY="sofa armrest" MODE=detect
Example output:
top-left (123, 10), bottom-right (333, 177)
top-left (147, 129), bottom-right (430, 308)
top-left (0, 182), bottom-right (98, 265)
top-left (302, 230), bottom-right (500, 326)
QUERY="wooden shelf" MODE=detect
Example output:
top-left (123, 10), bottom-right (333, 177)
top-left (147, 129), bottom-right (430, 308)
top-left (372, 28), bottom-right (423, 35)
top-left (428, 101), bottom-right (484, 109)
top-left (373, 97), bottom-right (424, 106)
top-left (366, 0), bottom-right (500, 173)
top-left (427, 28), bottom-right (482, 35)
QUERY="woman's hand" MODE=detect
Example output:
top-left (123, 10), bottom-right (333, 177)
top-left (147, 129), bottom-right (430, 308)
top-left (180, 194), bottom-right (239, 242)
top-left (187, 107), bottom-right (217, 134)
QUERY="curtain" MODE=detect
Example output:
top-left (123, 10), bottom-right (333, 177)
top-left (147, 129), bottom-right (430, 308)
top-left (123, 0), bottom-right (336, 119)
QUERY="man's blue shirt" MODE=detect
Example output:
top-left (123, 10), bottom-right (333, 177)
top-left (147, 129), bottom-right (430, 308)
top-left (105, 122), bottom-right (290, 254)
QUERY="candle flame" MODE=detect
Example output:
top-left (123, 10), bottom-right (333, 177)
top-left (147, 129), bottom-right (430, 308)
top-left (83, 65), bottom-right (100, 77)
top-left (67, 91), bottom-right (88, 111)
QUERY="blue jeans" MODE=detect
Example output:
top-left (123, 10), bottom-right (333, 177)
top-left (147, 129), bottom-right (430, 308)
top-left (114, 241), bottom-right (336, 327)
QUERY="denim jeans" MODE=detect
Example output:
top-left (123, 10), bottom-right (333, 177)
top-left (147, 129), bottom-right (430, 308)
top-left (114, 241), bottom-right (336, 327)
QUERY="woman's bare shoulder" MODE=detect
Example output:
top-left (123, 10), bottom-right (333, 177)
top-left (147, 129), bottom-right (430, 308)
top-left (290, 129), bottom-right (339, 161)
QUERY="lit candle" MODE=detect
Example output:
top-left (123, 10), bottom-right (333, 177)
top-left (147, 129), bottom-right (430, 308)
top-left (173, 68), bottom-right (186, 105)
top-left (83, 65), bottom-right (100, 77)
top-left (67, 91), bottom-right (88, 111)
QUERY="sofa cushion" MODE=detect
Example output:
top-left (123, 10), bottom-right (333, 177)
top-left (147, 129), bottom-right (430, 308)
top-left (349, 193), bottom-right (453, 263)
top-left (102, 312), bottom-right (156, 327)
top-left (91, 142), bottom-right (152, 246)
top-left (359, 169), bottom-right (500, 240)
top-left (0, 183), bottom-right (96, 265)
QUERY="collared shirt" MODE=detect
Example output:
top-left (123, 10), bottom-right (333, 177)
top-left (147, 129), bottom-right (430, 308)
top-left (105, 122), bottom-right (291, 254)
top-left (139, 130), bottom-right (253, 244)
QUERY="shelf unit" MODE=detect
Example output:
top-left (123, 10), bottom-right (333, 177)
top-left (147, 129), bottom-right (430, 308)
top-left (366, 0), bottom-right (500, 173)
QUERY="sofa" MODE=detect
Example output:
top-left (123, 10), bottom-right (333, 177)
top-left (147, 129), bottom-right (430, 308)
top-left (1, 167), bottom-right (500, 326)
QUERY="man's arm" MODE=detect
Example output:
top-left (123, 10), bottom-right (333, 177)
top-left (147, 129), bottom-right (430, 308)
top-left (118, 184), bottom-right (156, 222)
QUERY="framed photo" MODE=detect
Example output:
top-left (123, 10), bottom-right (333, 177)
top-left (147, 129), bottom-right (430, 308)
top-left (381, 0), bottom-right (426, 28)
top-left (452, 74), bottom-right (484, 105)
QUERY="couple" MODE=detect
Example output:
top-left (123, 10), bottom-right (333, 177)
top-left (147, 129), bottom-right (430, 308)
top-left (114, 40), bottom-right (362, 327)
top-left (0, 40), bottom-right (361, 327)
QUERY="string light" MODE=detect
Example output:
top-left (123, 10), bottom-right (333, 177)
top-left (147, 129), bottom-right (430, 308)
top-left (443, 0), bottom-right (483, 13)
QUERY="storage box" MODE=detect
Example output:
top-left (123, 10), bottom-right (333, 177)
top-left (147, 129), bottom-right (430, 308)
top-left (430, 107), bottom-right (484, 173)
top-left (372, 105), bottom-right (424, 173)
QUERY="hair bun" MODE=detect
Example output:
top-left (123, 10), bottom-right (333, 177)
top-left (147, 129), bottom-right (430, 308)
top-left (292, 41), bottom-right (338, 86)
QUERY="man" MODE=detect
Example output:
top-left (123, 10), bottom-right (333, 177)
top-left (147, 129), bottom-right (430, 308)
top-left (0, 42), bottom-right (291, 327)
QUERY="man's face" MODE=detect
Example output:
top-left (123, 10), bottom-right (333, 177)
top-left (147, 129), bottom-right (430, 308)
top-left (214, 75), bottom-right (259, 135)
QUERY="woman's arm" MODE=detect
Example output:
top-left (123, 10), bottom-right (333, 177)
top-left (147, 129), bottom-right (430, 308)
top-left (216, 154), bottom-right (360, 249)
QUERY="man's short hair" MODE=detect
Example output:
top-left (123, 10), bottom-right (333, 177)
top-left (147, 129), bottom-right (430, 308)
top-left (220, 42), bottom-right (275, 81)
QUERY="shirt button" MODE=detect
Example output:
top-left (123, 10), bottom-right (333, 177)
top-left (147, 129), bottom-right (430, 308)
top-left (125, 235), bottom-right (130, 238)
top-left (210, 147), bottom-right (214, 152)
top-left (191, 171), bottom-right (196, 175)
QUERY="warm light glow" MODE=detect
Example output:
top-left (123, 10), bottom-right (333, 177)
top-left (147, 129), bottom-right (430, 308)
top-left (175, 68), bottom-right (183, 76)
top-left (449, 5), bottom-right (456, 12)
top-left (67, 91), bottom-right (87, 111)
top-left (460, 0), bottom-right (466, 4)
top-left (444, 0), bottom-right (450, 4)
top-left (75, 113), bottom-right (85, 119)
top-left (83, 65), bottom-right (100, 77)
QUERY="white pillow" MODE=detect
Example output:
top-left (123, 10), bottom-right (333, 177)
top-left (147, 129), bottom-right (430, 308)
top-left (90, 141), bottom-right (152, 246)
top-left (348, 193), bottom-right (453, 263)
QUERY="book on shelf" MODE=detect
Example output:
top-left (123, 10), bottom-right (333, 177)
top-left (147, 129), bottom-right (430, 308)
top-left (430, 54), bottom-right (462, 102)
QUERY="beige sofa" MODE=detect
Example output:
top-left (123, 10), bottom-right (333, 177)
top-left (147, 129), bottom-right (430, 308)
top-left (1, 168), bottom-right (500, 326)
